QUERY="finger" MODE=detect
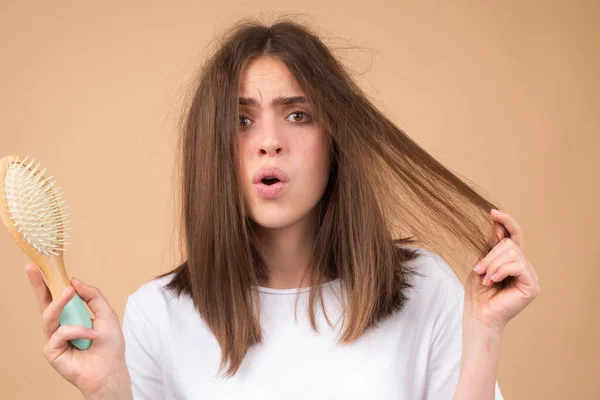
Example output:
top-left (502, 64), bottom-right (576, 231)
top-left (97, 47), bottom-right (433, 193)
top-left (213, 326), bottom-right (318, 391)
top-left (71, 278), bottom-right (115, 318)
top-left (44, 324), bottom-right (97, 362)
top-left (485, 260), bottom-right (537, 288)
top-left (41, 285), bottom-right (76, 340)
top-left (473, 238), bottom-right (521, 275)
top-left (489, 220), bottom-right (507, 246)
top-left (525, 262), bottom-right (540, 284)
top-left (483, 247), bottom-right (522, 281)
top-left (473, 216), bottom-right (512, 269)
top-left (25, 264), bottom-right (52, 314)
top-left (490, 209), bottom-right (524, 249)
top-left (482, 244), bottom-right (538, 286)
top-left (532, 265), bottom-right (540, 284)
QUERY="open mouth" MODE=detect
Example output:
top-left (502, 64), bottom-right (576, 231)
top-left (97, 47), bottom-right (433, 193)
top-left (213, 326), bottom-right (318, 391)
top-left (254, 176), bottom-right (286, 199)
top-left (261, 177), bottom-right (281, 186)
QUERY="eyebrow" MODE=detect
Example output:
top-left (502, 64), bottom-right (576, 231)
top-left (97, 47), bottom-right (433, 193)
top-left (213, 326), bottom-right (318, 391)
top-left (238, 95), bottom-right (307, 106)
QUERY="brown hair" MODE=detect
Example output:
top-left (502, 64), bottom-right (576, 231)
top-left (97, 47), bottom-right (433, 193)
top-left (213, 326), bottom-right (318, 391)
top-left (157, 15), bottom-right (507, 378)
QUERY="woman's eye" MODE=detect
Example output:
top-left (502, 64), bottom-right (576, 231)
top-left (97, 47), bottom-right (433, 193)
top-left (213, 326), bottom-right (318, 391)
top-left (287, 111), bottom-right (311, 123)
top-left (239, 115), bottom-right (251, 128)
top-left (239, 112), bottom-right (310, 128)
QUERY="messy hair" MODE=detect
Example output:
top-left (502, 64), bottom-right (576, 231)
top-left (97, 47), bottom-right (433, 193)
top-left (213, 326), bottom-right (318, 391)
top-left (157, 15), bottom-right (506, 378)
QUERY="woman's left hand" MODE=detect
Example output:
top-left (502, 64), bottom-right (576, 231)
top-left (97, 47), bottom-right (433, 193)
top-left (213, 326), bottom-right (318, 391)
top-left (465, 209), bottom-right (541, 332)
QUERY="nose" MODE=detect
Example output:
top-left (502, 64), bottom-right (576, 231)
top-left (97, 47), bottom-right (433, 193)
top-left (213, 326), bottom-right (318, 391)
top-left (257, 120), bottom-right (284, 157)
top-left (260, 144), bottom-right (282, 156)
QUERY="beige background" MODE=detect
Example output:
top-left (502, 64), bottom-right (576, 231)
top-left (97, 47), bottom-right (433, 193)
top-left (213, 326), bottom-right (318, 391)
top-left (1, 1), bottom-right (598, 399)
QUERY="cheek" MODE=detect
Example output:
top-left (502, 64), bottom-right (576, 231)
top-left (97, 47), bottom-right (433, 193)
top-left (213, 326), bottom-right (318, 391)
top-left (235, 139), bottom-right (251, 193)
top-left (299, 138), bottom-right (330, 185)
top-left (236, 137), bottom-right (251, 171)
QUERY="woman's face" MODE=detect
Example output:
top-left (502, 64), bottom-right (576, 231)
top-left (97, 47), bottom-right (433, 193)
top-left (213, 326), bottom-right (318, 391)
top-left (236, 56), bottom-right (330, 230)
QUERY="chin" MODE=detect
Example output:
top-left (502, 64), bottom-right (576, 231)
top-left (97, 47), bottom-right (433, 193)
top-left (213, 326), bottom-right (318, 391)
top-left (248, 213), bottom-right (299, 230)
top-left (247, 206), bottom-right (308, 230)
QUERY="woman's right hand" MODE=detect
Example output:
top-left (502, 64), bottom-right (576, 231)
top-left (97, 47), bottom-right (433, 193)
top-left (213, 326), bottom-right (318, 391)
top-left (25, 263), bottom-right (133, 399)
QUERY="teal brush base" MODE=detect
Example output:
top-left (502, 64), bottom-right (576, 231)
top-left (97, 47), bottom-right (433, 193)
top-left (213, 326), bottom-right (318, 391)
top-left (59, 293), bottom-right (93, 350)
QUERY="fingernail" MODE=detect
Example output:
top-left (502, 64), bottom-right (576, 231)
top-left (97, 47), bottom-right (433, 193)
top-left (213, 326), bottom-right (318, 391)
top-left (482, 275), bottom-right (490, 285)
top-left (473, 263), bottom-right (483, 273)
top-left (492, 209), bottom-right (502, 215)
top-left (90, 330), bottom-right (98, 337)
top-left (62, 287), bottom-right (72, 297)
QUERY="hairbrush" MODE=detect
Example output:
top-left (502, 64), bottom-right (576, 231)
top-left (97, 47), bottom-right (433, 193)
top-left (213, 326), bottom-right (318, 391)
top-left (0, 155), bottom-right (93, 350)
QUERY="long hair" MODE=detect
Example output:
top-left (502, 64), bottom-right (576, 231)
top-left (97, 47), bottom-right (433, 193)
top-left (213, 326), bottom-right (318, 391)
top-left (157, 15), bottom-right (506, 378)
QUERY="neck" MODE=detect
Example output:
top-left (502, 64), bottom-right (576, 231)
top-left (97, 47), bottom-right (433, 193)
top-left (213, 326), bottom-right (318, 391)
top-left (254, 208), bottom-right (322, 289)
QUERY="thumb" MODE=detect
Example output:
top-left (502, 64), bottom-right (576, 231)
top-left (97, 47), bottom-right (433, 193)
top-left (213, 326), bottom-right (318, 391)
top-left (70, 277), bottom-right (115, 318)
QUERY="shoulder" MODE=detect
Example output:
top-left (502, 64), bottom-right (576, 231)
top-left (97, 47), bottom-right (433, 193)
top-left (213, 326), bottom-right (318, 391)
top-left (401, 246), bottom-right (462, 283)
top-left (122, 271), bottom-right (184, 352)
top-left (125, 271), bottom-right (181, 318)
top-left (397, 245), bottom-right (465, 310)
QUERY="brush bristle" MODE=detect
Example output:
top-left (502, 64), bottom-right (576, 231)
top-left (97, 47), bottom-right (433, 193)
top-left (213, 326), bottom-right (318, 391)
top-left (3, 156), bottom-right (71, 255)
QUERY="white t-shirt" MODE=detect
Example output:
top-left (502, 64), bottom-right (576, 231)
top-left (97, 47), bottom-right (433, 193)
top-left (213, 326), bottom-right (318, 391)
top-left (122, 246), bottom-right (504, 399)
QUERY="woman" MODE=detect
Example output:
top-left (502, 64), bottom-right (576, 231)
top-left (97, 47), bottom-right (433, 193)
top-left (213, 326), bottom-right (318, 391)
top-left (25, 17), bottom-right (540, 399)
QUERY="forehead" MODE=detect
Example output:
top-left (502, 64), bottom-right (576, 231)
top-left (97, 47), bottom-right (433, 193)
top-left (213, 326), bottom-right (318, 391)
top-left (238, 56), bottom-right (304, 99)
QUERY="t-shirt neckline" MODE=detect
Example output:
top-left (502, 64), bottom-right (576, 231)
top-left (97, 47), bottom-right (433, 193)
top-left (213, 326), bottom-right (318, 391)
top-left (253, 278), bottom-right (340, 295)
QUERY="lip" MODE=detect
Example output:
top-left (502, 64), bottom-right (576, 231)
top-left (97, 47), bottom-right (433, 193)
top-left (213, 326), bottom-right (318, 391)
top-left (252, 166), bottom-right (289, 184)
top-left (253, 181), bottom-right (288, 199)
